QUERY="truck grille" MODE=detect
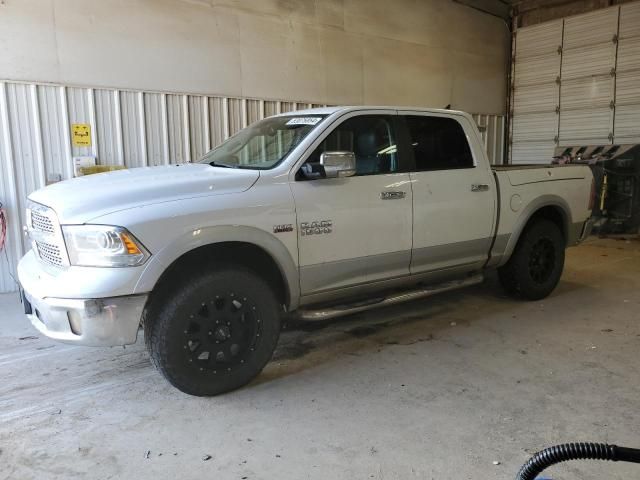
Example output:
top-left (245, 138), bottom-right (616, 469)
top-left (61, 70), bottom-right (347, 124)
top-left (27, 202), bottom-right (68, 267)
top-left (35, 240), bottom-right (64, 267)
top-left (31, 209), bottom-right (55, 233)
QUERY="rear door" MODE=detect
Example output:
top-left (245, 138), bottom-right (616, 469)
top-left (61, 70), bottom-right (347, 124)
top-left (290, 112), bottom-right (413, 296)
top-left (399, 112), bottom-right (496, 274)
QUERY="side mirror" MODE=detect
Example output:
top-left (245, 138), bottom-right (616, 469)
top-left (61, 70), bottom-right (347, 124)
top-left (320, 151), bottom-right (357, 178)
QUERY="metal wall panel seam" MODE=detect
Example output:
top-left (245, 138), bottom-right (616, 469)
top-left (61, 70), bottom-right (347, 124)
top-left (87, 88), bottom-right (98, 159)
top-left (182, 94), bottom-right (190, 162)
top-left (114, 90), bottom-right (125, 165)
top-left (241, 98), bottom-right (247, 128)
top-left (58, 86), bottom-right (74, 179)
top-left (161, 93), bottom-right (169, 165)
top-left (491, 116), bottom-right (498, 165)
top-left (222, 97), bottom-right (230, 139)
top-left (29, 84), bottom-right (46, 188)
top-left (203, 96), bottom-right (210, 152)
top-left (137, 91), bottom-right (147, 166)
top-left (498, 116), bottom-right (505, 165)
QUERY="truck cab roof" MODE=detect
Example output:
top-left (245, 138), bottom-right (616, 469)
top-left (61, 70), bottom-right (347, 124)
top-left (278, 105), bottom-right (472, 119)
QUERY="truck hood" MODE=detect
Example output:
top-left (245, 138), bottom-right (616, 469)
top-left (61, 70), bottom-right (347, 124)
top-left (29, 164), bottom-right (260, 224)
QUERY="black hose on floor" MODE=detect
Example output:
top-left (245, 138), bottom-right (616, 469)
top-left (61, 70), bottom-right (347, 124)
top-left (516, 443), bottom-right (640, 480)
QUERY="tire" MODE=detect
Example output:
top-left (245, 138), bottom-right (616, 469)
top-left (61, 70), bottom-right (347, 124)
top-left (498, 219), bottom-right (565, 301)
top-left (144, 267), bottom-right (281, 396)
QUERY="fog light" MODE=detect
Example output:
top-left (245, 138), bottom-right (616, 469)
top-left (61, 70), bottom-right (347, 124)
top-left (67, 310), bottom-right (83, 335)
top-left (84, 299), bottom-right (102, 316)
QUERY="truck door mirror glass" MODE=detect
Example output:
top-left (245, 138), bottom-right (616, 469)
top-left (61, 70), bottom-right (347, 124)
top-left (320, 151), bottom-right (356, 178)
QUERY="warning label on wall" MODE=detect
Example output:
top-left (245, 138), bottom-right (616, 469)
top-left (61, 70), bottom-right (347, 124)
top-left (71, 124), bottom-right (92, 147)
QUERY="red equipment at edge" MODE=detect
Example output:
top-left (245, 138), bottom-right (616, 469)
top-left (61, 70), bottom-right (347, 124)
top-left (0, 202), bottom-right (7, 252)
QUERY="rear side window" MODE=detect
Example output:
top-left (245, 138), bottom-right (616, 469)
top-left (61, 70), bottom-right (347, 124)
top-left (404, 115), bottom-right (474, 171)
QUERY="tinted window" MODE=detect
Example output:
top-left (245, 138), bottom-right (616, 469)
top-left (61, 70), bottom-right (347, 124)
top-left (405, 116), bottom-right (474, 171)
top-left (304, 115), bottom-right (398, 176)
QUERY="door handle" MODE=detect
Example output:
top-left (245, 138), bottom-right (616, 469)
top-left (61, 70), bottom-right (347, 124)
top-left (380, 191), bottom-right (406, 200)
top-left (471, 184), bottom-right (490, 192)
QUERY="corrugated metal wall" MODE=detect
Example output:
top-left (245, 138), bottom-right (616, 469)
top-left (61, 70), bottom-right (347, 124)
top-left (471, 114), bottom-right (506, 168)
top-left (0, 80), bottom-right (505, 293)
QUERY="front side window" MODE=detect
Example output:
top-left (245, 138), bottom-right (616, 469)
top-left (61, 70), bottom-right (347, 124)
top-left (302, 115), bottom-right (398, 177)
top-left (405, 115), bottom-right (474, 171)
top-left (198, 115), bottom-right (326, 169)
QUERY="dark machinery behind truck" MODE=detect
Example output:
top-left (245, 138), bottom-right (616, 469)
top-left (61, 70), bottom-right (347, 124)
top-left (554, 144), bottom-right (640, 234)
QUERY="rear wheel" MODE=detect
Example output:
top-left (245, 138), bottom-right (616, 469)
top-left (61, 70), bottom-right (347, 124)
top-left (498, 219), bottom-right (565, 300)
top-left (144, 267), bottom-right (281, 396)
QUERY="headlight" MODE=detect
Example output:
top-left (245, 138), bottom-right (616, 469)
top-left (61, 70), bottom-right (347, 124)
top-left (62, 225), bottom-right (150, 267)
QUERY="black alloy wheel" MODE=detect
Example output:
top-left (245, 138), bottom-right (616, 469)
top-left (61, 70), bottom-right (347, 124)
top-left (144, 267), bottom-right (281, 396)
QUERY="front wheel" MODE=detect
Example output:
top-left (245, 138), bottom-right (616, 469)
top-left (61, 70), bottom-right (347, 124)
top-left (144, 267), bottom-right (281, 396)
top-left (498, 219), bottom-right (565, 300)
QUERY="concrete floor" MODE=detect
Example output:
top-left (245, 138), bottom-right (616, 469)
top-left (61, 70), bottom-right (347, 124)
top-left (1, 237), bottom-right (639, 480)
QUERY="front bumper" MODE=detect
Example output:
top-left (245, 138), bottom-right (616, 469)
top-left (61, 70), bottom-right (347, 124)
top-left (579, 217), bottom-right (595, 242)
top-left (18, 250), bottom-right (147, 346)
top-left (21, 290), bottom-right (146, 346)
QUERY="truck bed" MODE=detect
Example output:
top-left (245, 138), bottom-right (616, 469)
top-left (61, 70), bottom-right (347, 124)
top-left (492, 163), bottom-right (589, 187)
top-left (490, 162), bottom-right (593, 266)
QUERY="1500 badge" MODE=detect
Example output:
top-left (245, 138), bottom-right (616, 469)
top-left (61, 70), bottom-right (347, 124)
top-left (300, 220), bottom-right (333, 236)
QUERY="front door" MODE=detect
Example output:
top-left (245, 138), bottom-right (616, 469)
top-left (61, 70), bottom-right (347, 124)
top-left (290, 113), bottom-right (413, 296)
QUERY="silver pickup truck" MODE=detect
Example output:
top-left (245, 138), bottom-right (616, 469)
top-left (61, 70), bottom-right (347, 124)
top-left (18, 106), bottom-right (594, 395)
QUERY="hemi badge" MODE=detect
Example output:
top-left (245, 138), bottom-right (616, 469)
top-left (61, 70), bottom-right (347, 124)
top-left (273, 224), bottom-right (293, 233)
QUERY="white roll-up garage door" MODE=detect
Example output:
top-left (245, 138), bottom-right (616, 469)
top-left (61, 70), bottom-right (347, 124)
top-left (616, 2), bottom-right (640, 143)
top-left (560, 8), bottom-right (617, 146)
top-left (511, 20), bottom-right (562, 163)
top-left (510, 1), bottom-right (640, 163)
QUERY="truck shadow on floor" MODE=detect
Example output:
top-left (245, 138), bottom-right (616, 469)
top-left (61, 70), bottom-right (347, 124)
top-left (254, 276), bottom-right (594, 388)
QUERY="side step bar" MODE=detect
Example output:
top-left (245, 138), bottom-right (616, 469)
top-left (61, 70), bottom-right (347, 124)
top-left (297, 274), bottom-right (484, 322)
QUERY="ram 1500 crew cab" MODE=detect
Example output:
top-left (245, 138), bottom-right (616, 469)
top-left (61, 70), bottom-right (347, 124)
top-left (18, 106), bottom-right (594, 395)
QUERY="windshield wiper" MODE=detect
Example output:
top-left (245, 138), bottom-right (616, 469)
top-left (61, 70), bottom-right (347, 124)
top-left (209, 161), bottom-right (237, 169)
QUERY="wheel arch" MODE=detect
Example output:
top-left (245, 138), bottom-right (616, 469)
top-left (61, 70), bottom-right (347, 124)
top-left (500, 196), bottom-right (572, 265)
top-left (134, 225), bottom-right (300, 310)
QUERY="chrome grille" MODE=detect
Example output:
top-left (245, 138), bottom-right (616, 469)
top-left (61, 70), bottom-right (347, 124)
top-left (35, 240), bottom-right (64, 267)
top-left (31, 209), bottom-right (55, 233)
top-left (27, 202), bottom-right (68, 267)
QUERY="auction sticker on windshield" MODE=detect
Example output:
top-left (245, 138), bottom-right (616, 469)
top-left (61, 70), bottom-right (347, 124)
top-left (286, 117), bottom-right (322, 126)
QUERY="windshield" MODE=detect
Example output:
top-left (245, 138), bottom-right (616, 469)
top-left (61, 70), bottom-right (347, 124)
top-left (197, 115), bottom-right (327, 169)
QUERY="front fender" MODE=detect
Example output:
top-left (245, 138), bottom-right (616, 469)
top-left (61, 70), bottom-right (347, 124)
top-left (133, 225), bottom-right (300, 310)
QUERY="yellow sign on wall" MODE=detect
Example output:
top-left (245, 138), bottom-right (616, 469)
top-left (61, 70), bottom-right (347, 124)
top-left (71, 124), bottom-right (92, 147)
